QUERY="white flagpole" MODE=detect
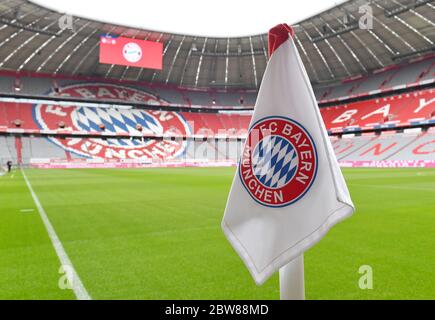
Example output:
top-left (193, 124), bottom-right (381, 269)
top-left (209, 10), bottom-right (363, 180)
top-left (279, 254), bottom-right (305, 300)
top-left (279, 29), bottom-right (306, 301)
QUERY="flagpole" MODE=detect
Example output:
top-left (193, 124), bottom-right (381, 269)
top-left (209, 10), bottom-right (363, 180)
top-left (272, 25), bottom-right (306, 300)
top-left (279, 254), bottom-right (305, 300)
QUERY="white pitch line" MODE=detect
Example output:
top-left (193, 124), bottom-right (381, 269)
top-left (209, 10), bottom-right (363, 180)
top-left (21, 169), bottom-right (91, 300)
top-left (20, 208), bottom-right (35, 213)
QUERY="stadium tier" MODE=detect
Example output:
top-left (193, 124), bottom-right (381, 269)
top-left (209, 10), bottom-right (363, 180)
top-left (0, 45), bottom-right (433, 169)
top-left (321, 88), bottom-right (435, 132)
top-left (0, 80), bottom-right (434, 167)
top-left (0, 54), bottom-right (433, 106)
top-left (0, 88), bottom-right (433, 134)
top-left (0, 72), bottom-right (258, 109)
top-left (314, 55), bottom-right (434, 101)
top-left (1, 130), bottom-right (433, 167)
top-left (333, 130), bottom-right (435, 162)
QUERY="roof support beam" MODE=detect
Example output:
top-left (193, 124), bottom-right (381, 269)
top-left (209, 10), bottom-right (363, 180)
top-left (179, 37), bottom-right (197, 86)
top-left (327, 11), bottom-right (384, 68)
top-left (72, 26), bottom-right (117, 75)
top-left (318, 16), bottom-right (368, 73)
top-left (0, 10), bottom-right (45, 51)
top-left (224, 38), bottom-right (230, 88)
top-left (249, 36), bottom-right (258, 88)
top-left (36, 21), bottom-right (91, 73)
top-left (151, 35), bottom-right (173, 82)
top-left (384, 0), bottom-right (433, 17)
top-left (165, 35), bottom-right (185, 84)
top-left (375, 0), bottom-right (433, 46)
top-left (389, 0), bottom-right (434, 27)
top-left (194, 37), bottom-right (207, 87)
top-left (344, 11), bottom-right (397, 56)
top-left (301, 26), bottom-right (336, 79)
top-left (135, 32), bottom-right (163, 81)
top-left (294, 32), bottom-right (320, 82)
top-left (372, 14), bottom-right (416, 53)
top-left (311, 22), bottom-right (359, 42)
top-left (55, 26), bottom-right (100, 75)
top-left (0, 16), bottom-right (57, 36)
top-left (17, 25), bottom-right (67, 71)
top-left (0, 18), bottom-right (58, 68)
top-left (311, 23), bottom-right (351, 76)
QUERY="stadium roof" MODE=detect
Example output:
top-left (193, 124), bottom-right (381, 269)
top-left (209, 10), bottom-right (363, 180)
top-left (31, 0), bottom-right (342, 38)
top-left (0, 0), bottom-right (433, 89)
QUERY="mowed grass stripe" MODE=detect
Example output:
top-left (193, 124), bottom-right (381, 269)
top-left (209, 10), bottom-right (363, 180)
top-left (6, 167), bottom-right (435, 299)
top-left (21, 169), bottom-right (91, 300)
top-left (0, 170), bottom-right (74, 299)
top-left (22, 168), bottom-right (277, 299)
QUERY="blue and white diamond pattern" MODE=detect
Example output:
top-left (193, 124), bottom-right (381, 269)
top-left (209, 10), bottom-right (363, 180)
top-left (252, 135), bottom-right (298, 189)
top-left (73, 107), bottom-right (163, 147)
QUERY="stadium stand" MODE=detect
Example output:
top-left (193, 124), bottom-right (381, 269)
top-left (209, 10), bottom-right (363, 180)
top-left (1, 88), bottom-right (432, 135)
top-left (0, 136), bottom-right (18, 165)
top-left (313, 55), bottom-right (434, 101)
top-left (386, 58), bottom-right (434, 89)
top-left (338, 132), bottom-right (422, 161)
top-left (2, 131), bottom-right (432, 166)
top-left (321, 89), bottom-right (435, 132)
top-left (0, 54), bottom-right (433, 106)
top-left (1, 75), bottom-right (433, 166)
top-left (0, 53), bottom-right (433, 168)
top-left (20, 137), bottom-right (68, 163)
top-left (0, 71), bottom-right (258, 108)
top-left (184, 140), bottom-right (242, 161)
top-left (332, 134), bottom-right (377, 160)
top-left (388, 131), bottom-right (435, 161)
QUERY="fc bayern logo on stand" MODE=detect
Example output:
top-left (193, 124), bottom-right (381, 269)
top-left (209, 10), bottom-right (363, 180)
top-left (239, 116), bottom-right (318, 207)
top-left (33, 83), bottom-right (190, 160)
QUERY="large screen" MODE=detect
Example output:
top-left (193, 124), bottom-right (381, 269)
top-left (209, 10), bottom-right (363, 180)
top-left (99, 36), bottom-right (163, 70)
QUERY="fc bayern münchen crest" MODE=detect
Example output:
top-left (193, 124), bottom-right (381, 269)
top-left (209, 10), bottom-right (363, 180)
top-left (33, 83), bottom-right (191, 160)
top-left (239, 116), bottom-right (318, 207)
top-left (123, 43), bottom-right (142, 63)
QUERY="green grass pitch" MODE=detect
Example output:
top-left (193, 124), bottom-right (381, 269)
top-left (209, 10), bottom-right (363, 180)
top-left (0, 167), bottom-right (434, 299)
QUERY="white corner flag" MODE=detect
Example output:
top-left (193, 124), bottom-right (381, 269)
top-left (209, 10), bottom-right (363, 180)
top-left (221, 24), bottom-right (355, 292)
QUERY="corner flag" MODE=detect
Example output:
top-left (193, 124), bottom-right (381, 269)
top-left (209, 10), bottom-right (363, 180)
top-left (221, 24), bottom-right (355, 286)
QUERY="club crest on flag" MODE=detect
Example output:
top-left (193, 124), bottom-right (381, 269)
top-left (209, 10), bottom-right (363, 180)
top-left (223, 24), bottom-right (354, 288)
top-left (239, 116), bottom-right (317, 207)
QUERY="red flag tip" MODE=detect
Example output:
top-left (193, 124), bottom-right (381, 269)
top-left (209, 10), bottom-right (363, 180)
top-left (268, 23), bottom-right (295, 57)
